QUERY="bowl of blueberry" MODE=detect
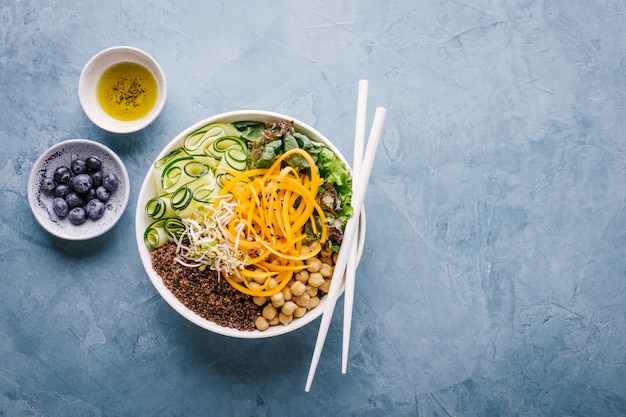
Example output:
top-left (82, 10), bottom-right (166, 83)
top-left (28, 139), bottom-right (130, 240)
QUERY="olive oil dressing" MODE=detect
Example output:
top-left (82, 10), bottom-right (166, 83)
top-left (97, 62), bottom-right (157, 121)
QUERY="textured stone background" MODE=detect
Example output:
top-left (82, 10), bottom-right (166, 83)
top-left (1, 1), bottom-right (625, 416)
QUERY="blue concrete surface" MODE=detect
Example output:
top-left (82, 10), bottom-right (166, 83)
top-left (1, 1), bottom-right (625, 416)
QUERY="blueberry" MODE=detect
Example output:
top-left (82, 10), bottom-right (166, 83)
top-left (65, 192), bottom-right (84, 209)
top-left (90, 170), bottom-right (103, 188)
top-left (53, 166), bottom-right (71, 184)
top-left (95, 185), bottom-right (110, 202)
top-left (69, 207), bottom-right (87, 225)
top-left (71, 173), bottom-right (93, 194)
top-left (85, 199), bottom-right (106, 220)
top-left (40, 177), bottom-right (56, 194)
top-left (52, 197), bottom-right (69, 218)
top-left (102, 172), bottom-right (119, 192)
top-left (70, 158), bottom-right (87, 175)
top-left (54, 184), bottom-right (71, 198)
top-left (86, 188), bottom-right (97, 200)
top-left (86, 156), bottom-right (102, 172)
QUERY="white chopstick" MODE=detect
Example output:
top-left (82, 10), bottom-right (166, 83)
top-left (342, 79), bottom-right (369, 374)
top-left (305, 100), bottom-right (387, 392)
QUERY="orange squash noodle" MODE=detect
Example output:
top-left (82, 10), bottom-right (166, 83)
top-left (216, 148), bottom-right (328, 297)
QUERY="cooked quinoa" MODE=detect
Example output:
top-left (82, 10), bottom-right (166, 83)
top-left (150, 243), bottom-right (262, 331)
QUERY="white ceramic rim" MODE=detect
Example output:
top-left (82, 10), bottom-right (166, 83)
top-left (28, 139), bottom-right (130, 240)
top-left (79, 46), bottom-right (167, 134)
top-left (135, 110), bottom-right (366, 338)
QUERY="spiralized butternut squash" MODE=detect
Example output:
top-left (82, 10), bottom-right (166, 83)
top-left (217, 148), bottom-right (328, 297)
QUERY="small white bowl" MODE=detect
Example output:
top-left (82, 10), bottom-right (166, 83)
top-left (79, 46), bottom-right (167, 134)
top-left (28, 139), bottom-right (130, 240)
top-left (136, 110), bottom-right (366, 338)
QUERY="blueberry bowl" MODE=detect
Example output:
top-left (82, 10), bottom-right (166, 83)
top-left (28, 139), bottom-right (130, 240)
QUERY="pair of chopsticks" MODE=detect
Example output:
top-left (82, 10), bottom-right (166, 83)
top-left (305, 80), bottom-right (386, 391)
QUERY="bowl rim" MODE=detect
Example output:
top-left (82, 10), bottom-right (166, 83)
top-left (135, 110), bottom-right (365, 338)
top-left (28, 138), bottom-right (130, 240)
top-left (78, 45), bottom-right (167, 134)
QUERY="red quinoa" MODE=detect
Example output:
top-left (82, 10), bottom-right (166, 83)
top-left (150, 243), bottom-right (262, 331)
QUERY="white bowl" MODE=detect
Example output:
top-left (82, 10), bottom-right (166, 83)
top-left (135, 110), bottom-right (366, 338)
top-left (28, 139), bottom-right (130, 240)
top-left (79, 46), bottom-right (167, 134)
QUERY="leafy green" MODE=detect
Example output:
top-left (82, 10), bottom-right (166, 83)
top-left (283, 133), bottom-right (310, 170)
top-left (256, 139), bottom-right (282, 168)
top-left (243, 121), bottom-right (296, 169)
top-left (292, 132), bottom-right (319, 159)
top-left (233, 121), bottom-right (265, 142)
top-left (316, 146), bottom-right (353, 222)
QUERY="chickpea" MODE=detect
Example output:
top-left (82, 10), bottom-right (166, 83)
top-left (318, 279), bottom-right (331, 293)
top-left (307, 257), bottom-right (322, 272)
top-left (252, 296), bottom-right (267, 306)
top-left (300, 245), bottom-right (311, 256)
top-left (270, 291), bottom-right (285, 308)
top-left (319, 249), bottom-right (333, 265)
top-left (255, 316), bottom-right (269, 331)
top-left (268, 278), bottom-right (278, 290)
top-left (308, 296), bottom-right (320, 309)
top-left (262, 304), bottom-right (277, 320)
top-left (294, 306), bottom-right (307, 318)
top-left (319, 263), bottom-right (333, 278)
top-left (281, 300), bottom-right (298, 316)
top-left (308, 272), bottom-right (324, 288)
top-left (295, 270), bottom-right (309, 283)
top-left (294, 292), bottom-right (310, 307)
top-left (306, 285), bottom-right (318, 297)
top-left (282, 286), bottom-right (293, 301)
top-left (291, 280), bottom-right (307, 297)
top-left (268, 316), bottom-right (280, 326)
top-left (252, 268), bottom-right (266, 284)
top-left (278, 312), bottom-right (293, 325)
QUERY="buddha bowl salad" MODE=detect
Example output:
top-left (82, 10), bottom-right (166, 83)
top-left (144, 119), bottom-right (353, 331)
